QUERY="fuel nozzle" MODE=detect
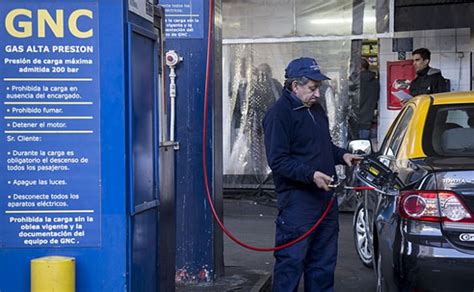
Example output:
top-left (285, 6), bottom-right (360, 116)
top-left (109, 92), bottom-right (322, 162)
top-left (328, 174), bottom-right (375, 192)
top-left (328, 174), bottom-right (345, 191)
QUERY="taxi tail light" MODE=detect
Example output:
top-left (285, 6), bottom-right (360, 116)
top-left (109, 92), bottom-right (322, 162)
top-left (398, 190), bottom-right (474, 223)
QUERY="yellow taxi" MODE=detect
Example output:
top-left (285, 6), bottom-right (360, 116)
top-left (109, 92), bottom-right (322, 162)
top-left (351, 91), bottom-right (474, 291)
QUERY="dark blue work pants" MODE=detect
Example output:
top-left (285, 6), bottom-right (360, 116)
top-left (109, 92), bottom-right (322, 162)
top-left (272, 189), bottom-right (339, 292)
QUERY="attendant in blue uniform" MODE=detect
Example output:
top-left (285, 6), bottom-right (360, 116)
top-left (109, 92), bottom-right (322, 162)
top-left (263, 57), bottom-right (360, 292)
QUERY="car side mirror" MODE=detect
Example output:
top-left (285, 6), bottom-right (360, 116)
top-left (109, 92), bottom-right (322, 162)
top-left (348, 140), bottom-right (372, 155)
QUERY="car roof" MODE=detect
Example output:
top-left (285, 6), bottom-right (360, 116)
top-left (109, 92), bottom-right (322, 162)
top-left (429, 91), bottom-right (474, 105)
top-left (409, 91), bottom-right (474, 104)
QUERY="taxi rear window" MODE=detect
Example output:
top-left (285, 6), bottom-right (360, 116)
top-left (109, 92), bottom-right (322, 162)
top-left (423, 104), bottom-right (474, 157)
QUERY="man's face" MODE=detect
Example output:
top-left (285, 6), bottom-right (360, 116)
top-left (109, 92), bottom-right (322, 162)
top-left (412, 53), bottom-right (429, 73)
top-left (293, 79), bottom-right (322, 107)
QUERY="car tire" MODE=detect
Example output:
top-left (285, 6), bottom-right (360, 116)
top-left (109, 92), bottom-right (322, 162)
top-left (353, 202), bottom-right (373, 268)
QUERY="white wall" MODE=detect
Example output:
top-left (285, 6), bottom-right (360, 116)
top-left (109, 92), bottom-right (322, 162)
top-left (377, 28), bottom-right (472, 143)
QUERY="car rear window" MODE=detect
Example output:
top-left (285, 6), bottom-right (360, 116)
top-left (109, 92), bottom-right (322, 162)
top-left (423, 104), bottom-right (474, 157)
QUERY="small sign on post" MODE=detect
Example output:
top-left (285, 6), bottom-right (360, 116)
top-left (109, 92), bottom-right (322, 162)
top-left (161, 0), bottom-right (204, 39)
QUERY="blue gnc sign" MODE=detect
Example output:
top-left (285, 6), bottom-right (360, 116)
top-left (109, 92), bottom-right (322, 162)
top-left (0, 2), bottom-right (101, 248)
top-left (5, 8), bottom-right (94, 38)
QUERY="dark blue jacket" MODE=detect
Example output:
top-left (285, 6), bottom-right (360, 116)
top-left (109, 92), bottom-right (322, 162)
top-left (263, 88), bottom-right (348, 193)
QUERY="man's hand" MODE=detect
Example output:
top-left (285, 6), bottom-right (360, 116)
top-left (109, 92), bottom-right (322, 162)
top-left (313, 171), bottom-right (333, 191)
top-left (343, 153), bottom-right (364, 167)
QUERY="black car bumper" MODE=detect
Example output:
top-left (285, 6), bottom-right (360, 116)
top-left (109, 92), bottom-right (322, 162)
top-left (397, 236), bottom-right (474, 291)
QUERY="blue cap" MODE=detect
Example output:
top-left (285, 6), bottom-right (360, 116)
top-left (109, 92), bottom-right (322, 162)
top-left (285, 57), bottom-right (330, 81)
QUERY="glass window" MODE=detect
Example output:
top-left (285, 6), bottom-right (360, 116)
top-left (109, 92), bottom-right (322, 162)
top-left (222, 0), bottom-right (295, 39)
top-left (378, 107), bottom-right (404, 156)
top-left (222, 41), bottom-right (352, 184)
top-left (296, 0), bottom-right (354, 36)
top-left (423, 105), bottom-right (474, 157)
top-left (379, 106), bottom-right (414, 160)
top-left (221, 0), bottom-right (390, 187)
top-left (222, 0), bottom-right (390, 39)
top-left (387, 107), bottom-right (413, 157)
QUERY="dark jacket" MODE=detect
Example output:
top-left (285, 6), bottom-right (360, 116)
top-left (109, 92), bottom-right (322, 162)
top-left (409, 66), bottom-right (448, 97)
top-left (263, 88), bottom-right (348, 193)
top-left (359, 70), bottom-right (379, 130)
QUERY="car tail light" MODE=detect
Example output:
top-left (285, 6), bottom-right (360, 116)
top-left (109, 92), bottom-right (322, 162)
top-left (398, 190), bottom-right (474, 223)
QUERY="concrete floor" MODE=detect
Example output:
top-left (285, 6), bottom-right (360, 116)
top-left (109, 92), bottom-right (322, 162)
top-left (177, 197), bottom-right (376, 291)
top-left (223, 197), bottom-right (376, 292)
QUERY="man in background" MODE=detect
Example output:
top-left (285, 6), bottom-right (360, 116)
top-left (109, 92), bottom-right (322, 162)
top-left (358, 58), bottom-right (379, 139)
top-left (409, 47), bottom-right (449, 97)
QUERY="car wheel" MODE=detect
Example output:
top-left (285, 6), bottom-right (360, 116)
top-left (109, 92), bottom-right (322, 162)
top-left (376, 252), bottom-right (388, 292)
top-left (353, 203), bottom-right (373, 267)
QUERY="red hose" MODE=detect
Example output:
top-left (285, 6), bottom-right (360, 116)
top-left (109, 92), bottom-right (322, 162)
top-left (200, 0), bottom-right (336, 252)
top-left (346, 186), bottom-right (375, 191)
